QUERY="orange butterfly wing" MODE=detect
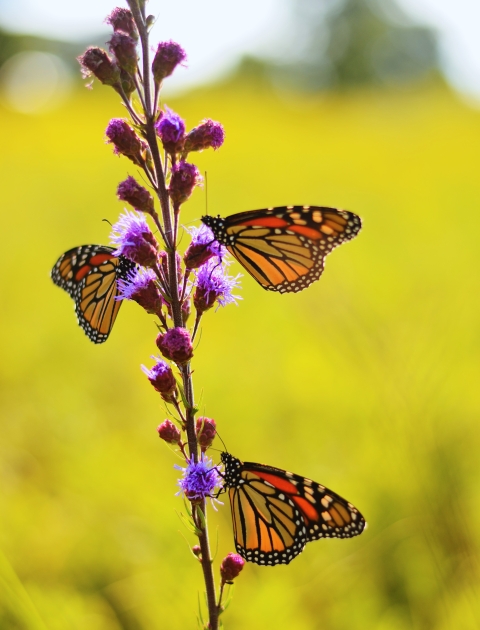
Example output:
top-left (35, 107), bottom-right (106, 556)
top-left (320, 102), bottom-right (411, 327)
top-left (51, 245), bottom-right (135, 343)
top-left (202, 206), bottom-right (361, 293)
top-left (222, 452), bottom-right (366, 565)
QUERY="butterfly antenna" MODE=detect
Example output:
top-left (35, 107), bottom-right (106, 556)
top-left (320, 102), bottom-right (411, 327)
top-left (215, 429), bottom-right (228, 453)
top-left (102, 218), bottom-right (113, 227)
top-left (204, 171), bottom-right (209, 216)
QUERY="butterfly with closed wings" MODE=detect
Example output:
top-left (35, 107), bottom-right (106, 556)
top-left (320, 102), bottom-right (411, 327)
top-left (202, 205), bottom-right (361, 293)
top-left (221, 452), bottom-right (366, 566)
top-left (51, 245), bottom-right (135, 343)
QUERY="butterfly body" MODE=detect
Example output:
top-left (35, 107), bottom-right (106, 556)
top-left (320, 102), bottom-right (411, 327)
top-left (221, 452), bottom-right (366, 565)
top-left (51, 244), bottom-right (135, 343)
top-left (202, 205), bottom-right (361, 293)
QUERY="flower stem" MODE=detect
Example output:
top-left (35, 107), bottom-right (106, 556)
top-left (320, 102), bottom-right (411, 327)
top-left (129, 5), bottom-right (219, 627)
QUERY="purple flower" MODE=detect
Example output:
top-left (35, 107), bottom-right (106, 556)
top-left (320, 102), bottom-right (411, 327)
top-left (155, 107), bottom-right (185, 153)
top-left (169, 161), bottom-right (202, 206)
top-left (106, 7), bottom-right (138, 40)
top-left (184, 119), bottom-right (225, 153)
top-left (220, 553), bottom-right (245, 582)
top-left (106, 118), bottom-right (145, 163)
top-left (78, 47), bottom-right (120, 87)
top-left (117, 176), bottom-right (155, 214)
top-left (157, 419), bottom-right (181, 445)
top-left (193, 258), bottom-right (241, 313)
top-left (175, 454), bottom-right (223, 506)
top-left (152, 41), bottom-right (187, 84)
top-left (117, 267), bottom-right (163, 314)
top-left (156, 327), bottom-right (193, 364)
top-left (142, 357), bottom-right (177, 398)
top-left (109, 32), bottom-right (138, 75)
top-left (183, 224), bottom-right (225, 270)
top-left (110, 210), bottom-right (159, 266)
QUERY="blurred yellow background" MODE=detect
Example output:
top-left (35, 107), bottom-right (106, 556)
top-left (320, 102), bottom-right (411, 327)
top-left (1, 72), bottom-right (480, 629)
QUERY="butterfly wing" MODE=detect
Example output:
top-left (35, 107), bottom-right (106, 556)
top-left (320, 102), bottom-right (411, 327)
top-left (222, 453), bottom-right (366, 566)
top-left (51, 245), bottom-right (135, 343)
top-left (202, 206), bottom-right (361, 293)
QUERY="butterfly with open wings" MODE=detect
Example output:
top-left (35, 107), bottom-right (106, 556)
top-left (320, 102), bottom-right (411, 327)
top-left (202, 205), bottom-right (361, 293)
top-left (221, 452), bottom-right (366, 566)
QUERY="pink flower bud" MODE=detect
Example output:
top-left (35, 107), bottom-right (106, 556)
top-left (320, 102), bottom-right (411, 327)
top-left (195, 417), bottom-right (216, 451)
top-left (109, 32), bottom-right (138, 75)
top-left (220, 553), bottom-right (245, 583)
top-left (183, 119), bottom-right (225, 153)
top-left (117, 176), bottom-right (155, 214)
top-left (106, 7), bottom-right (138, 40)
top-left (152, 41), bottom-right (186, 84)
top-left (156, 328), bottom-right (193, 365)
top-left (78, 47), bottom-right (120, 87)
top-left (157, 419), bottom-right (181, 444)
top-left (169, 161), bottom-right (202, 206)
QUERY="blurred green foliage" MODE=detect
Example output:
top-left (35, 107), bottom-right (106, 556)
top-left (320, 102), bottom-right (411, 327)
top-left (1, 78), bottom-right (480, 629)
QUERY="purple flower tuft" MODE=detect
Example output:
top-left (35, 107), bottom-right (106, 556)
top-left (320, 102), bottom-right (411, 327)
top-left (157, 419), bottom-right (181, 445)
top-left (156, 327), bottom-right (193, 364)
top-left (78, 47), bottom-right (120, 87)
top-left (106, 8), bottom-right (138, 40)
top-left (169, 161), bottom-right (202, 206)
top-left (117, 268), bottom-right (163, 315)
top-left (109, 32), bottom-right (138, 75)
top-left (196, 417), bottom-right (216, 451)
top-left (106, 118), bottom-right (145, 163)
top-left (193, 258), bottom-right (242, 314)
top-left (155, 107), bottom-right (185, 153)
top-left (183, 224), bottom-right (225, 270)
top-left (220, 553), bottom-right (245, 583)
top-left (184, 119), bottom-right (225, 153)
top-left (152, 41), bottom-right (187, 84)
top-left (142, 357), bottom-right (177, 398)
top-left (110, 210), bottom-right (159, 266)
top-left (117, 176), bottom-right (154, 214)
top-left (175, 454), bottom-right (223, 505)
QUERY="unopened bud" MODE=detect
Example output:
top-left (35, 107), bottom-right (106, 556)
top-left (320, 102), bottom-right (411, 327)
top-left (220, 553), bottom-right (245, 583)
top-left (157, 419), bottom-right (181, 444)
top-left (106, 7), bottom-right (139, 40)
top-left (195, 417), bottom-right (216, 451)
top-left (78, 47), bottom-right (120, 87)
top-left (117, 176), bottom-right (155, 214)
top-left (152, 41), bottom-right (186, 84)
top-left (109, 32), bottom-right (138, 75)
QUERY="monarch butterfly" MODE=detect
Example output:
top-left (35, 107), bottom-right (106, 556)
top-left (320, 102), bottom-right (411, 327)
top-left (201, 205), bottom-right (361, 293)
top-left (51, 245), bottom-right (135, 344)
top-left (221, 452), bottom-right (366, 565)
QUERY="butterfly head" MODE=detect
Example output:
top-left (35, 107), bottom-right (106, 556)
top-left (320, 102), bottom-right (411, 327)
top-left (201, 215), bottom-right (226, 242)
top-left (220, 452), bottom-right (243, 486)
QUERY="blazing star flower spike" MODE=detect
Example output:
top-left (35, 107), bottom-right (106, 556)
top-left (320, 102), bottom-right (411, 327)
top-left (184, 224), bottom-right (225, 270)
top-left (193, 258), bottom-right (242, 314)
top-left (110, 210), bottom-right (159, 267)
top-left (152, 41), bottom-right (187, 84)
top-left (141, 357), bottom-right (177, 396)
top-left (117, 267), bottom-right (163, 315)
top-left (175, 454), bottom-right (223, 506)
top-left (155, 107), bottom-right (185, 154)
